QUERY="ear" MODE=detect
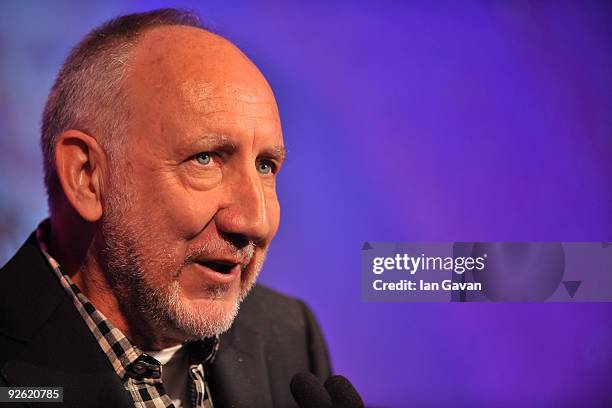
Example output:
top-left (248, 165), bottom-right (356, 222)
top-left (54, 130), bottom-right (107, 222)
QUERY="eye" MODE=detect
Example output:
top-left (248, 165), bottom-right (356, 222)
top-left (257, 160), bottom-right (276, 175)
top-left (194, 152), bottom-right (212, 165)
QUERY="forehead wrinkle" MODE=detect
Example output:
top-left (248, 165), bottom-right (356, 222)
top-left (200, 112), bottom-right (279, 121)
top-left (170, 75), bottom-right (276, 114)
top-left (181, 86), bottom-right (279, 119)
top-left (182, 83), bottom-right (270, 104)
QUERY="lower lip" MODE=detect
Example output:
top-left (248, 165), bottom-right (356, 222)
top-left (191, 262), bottom-right (240, 285)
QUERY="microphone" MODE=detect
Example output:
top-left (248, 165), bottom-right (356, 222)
top-left (325, 375), bottom-right (365, 408)
top-left (290, 372), bottom-right (332, 408)
top-left (290, 372), bottom-right (364, 408)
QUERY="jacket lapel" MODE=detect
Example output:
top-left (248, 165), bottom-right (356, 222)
top-left (209, 315), bottom-right (274, 408)
top-left (0, 234), bottom-right (134, 408)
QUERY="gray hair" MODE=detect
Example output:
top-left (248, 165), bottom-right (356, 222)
top-left (41, 8), bottom-right (204, 211)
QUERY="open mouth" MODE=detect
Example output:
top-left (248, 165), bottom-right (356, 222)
top-left (198, 260), bottom-right (237, 275)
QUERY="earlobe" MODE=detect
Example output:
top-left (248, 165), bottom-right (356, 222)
top-left (54, 130), bottom-right (106, 222)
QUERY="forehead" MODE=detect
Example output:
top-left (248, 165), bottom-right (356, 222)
top-left (125, 26), bottom-right (282, 145)
top-left (178, 81), bottom-right (278, 120)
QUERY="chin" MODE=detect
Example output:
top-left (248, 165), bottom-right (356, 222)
top-left (167, 284), bottom-right (241, 339)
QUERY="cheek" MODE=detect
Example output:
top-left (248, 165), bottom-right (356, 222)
top-left (136, 176), bottom-right (220, 240)
top-left (165, 193), bottom-right (219, 237)
top-left (126, 151), bottom-right (220, 235)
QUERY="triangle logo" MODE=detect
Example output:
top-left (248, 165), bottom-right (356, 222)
top-left (562, 281), bottom-right (582, 298)
top-left (361, 242), bottom-right (373, 250)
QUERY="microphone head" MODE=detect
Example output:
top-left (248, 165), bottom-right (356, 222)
top-left (324, 375), bottom-right (365, 408)
top-left (290, 372), bottom-right (333, 408)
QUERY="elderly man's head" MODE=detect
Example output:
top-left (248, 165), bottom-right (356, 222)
top-left (40, 9), bottom-right (284, 344)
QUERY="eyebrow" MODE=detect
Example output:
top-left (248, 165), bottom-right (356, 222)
top-left (199, 133), bottom-right (236, 150)
top-left (261, 145), bottom-right (287, 163)
top-left (198, 134), bottom-right (286, 162)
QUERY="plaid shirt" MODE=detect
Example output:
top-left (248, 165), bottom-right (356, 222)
top-left (36, 221), bottom-right (219, 408)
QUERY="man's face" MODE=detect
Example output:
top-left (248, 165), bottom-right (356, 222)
top-left (101, 27), bottom-right (284, 342)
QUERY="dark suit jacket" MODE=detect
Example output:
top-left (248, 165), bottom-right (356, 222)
top-left (0, 234), bottom-right (331, 407)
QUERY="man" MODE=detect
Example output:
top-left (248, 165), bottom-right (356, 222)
top-left (0, 9), bottom-right (331, 408)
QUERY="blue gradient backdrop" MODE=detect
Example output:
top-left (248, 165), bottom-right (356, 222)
top-left (1, 1), bottom-right (611, 406)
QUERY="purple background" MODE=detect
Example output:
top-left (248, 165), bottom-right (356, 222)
top-left (1, 1), bottom-right (611, 406)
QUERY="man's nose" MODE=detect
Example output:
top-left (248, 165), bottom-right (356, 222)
top-left (215, 168), bottom-right (270, 244)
